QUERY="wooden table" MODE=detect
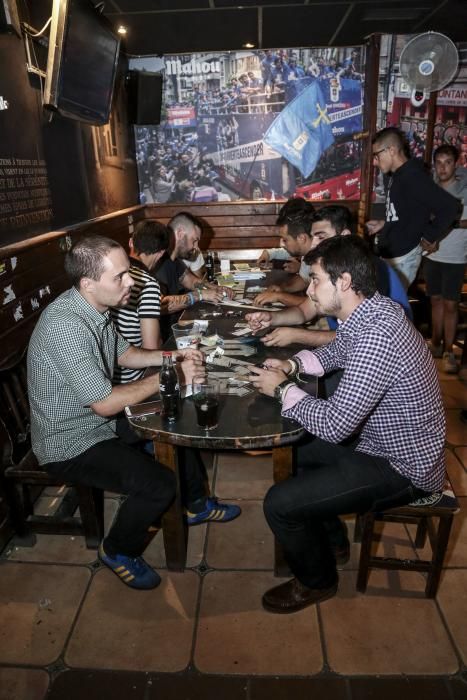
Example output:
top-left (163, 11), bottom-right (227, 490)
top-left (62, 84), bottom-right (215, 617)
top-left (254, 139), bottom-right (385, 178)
top-left (127, 273), bottom-right (313, 575)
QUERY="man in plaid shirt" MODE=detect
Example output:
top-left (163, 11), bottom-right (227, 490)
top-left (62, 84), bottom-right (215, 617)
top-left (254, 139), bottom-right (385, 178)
top-left (248, 235), bottom-right (445, 614)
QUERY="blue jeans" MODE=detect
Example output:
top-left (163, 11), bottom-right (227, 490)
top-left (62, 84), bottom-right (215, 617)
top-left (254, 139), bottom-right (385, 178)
top-left (383, 244), bottom-right (422, 291)
top-left (263, 437), bottom-right (427, 589)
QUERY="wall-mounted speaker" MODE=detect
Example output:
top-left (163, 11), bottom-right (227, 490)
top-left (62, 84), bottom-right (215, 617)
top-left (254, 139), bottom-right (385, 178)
top-left (0, 0), bottom-right (21, 36)
top-left (126, 70), bottom-right (163, 125)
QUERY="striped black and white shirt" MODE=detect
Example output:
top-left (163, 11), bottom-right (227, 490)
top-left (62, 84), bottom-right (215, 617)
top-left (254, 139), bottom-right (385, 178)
top-left (27, 287), bottom-right (130, 465)
top-left (111, 260), bottom-right (161, 383)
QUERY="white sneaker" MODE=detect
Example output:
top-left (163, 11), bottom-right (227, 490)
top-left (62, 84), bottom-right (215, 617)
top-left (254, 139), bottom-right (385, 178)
top-left (442, 352), bottom-right (458, 374)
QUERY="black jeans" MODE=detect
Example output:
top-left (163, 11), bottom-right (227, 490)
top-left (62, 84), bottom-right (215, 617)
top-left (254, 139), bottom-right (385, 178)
top-left (263, 437), bottom-right (428, 589)
top-left (45, 439), bottom-right (175, 558)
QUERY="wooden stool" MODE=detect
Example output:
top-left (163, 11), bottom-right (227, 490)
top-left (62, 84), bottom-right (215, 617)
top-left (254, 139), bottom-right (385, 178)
top-left (355, 480), bottom-right (459, 598)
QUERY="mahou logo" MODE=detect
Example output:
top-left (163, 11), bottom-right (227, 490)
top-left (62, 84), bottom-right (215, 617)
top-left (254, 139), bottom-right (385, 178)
top-left (165, 58), bottom-right (221, 76)
top-left (0, 96), bottom-right (9, 111)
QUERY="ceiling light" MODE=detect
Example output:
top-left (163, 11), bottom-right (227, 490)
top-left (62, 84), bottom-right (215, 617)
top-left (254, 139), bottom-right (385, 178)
top-left (117, 25), bottom-right (127, 35)
top-left (243, 42), bottom-right (255, 48)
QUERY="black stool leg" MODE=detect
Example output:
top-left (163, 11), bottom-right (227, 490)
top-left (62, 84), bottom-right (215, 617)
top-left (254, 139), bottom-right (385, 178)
top-left (425, 514), bottom-right (453, 598)
top-left (356, 512), bottom-right (376, 593)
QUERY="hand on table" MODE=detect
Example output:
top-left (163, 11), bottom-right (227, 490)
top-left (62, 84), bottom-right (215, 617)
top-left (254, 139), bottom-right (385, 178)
top-left (247, 364), bottom-right (288, 398)
top-left (245, 311), bottom-right (273, 332)
top-left (202, 285), bottom-right (234, 303)
top-left (174, 348), bottom-right (204, 363)
top-left (253, 291), bottom-right (281, 306)
top-left (176, 356), bottom-right (206, 387)
top-left (262, 327), bottom-right (298, 347)
top-left (257, 250), bottom-right (270, 265)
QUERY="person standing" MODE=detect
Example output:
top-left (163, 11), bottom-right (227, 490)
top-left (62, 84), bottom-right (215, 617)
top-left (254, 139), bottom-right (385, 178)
top-left (425, 145), bottom-right (467, 373)
top-left (366, 127), bottom-right (460, 290)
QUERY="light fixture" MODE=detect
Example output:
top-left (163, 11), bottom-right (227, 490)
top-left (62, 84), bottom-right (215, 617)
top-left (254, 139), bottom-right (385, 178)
top-left (117, 25), bottom-right (127, 35)
top-left (243, 42), bottom-right (255, 48)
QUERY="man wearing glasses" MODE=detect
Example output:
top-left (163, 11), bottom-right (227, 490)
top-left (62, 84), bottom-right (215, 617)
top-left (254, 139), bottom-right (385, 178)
top-left (366, 127), bottom-right (460, 290)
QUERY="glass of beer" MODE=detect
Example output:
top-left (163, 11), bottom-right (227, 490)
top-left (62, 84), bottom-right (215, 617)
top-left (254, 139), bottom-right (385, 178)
top-left (192, 377), bottom-right (220, 430)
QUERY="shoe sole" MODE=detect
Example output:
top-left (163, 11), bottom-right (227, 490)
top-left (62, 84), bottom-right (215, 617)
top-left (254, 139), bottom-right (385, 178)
top-left (262, 583), bottom-right (338, 614)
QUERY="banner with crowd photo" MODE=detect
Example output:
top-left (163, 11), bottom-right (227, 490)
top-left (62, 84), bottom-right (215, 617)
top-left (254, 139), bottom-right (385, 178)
top-left (130, 47), bottom-right (365, 205)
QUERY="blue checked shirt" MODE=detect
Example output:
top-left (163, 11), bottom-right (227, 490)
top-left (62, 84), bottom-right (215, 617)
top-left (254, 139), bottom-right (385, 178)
top-left (283, 293), bottom-right (446, 492)
top-left (28, 287), bottom-right (130, 464)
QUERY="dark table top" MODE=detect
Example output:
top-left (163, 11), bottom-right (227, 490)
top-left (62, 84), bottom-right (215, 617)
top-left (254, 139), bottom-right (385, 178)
top-left (127, 269), bottom-right (312, 450)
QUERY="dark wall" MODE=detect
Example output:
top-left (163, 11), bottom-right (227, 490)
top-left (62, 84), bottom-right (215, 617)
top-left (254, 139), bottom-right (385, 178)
top-left (0, 0), bottom-right (139, 247)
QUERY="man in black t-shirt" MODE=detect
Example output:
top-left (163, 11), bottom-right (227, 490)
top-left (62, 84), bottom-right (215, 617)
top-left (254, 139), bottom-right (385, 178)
top-left (152, 212), bottom-right (234, 339)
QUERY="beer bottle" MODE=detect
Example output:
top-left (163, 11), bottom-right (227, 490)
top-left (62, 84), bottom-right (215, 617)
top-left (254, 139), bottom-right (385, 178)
top-left (205, 251), bottom-right (215, 282)
top-left (159, 352), bottom-right (180, 421)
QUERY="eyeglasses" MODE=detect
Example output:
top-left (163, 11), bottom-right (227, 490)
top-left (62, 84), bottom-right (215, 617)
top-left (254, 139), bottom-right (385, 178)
top-left (372, 147), bottom-right (387, 160)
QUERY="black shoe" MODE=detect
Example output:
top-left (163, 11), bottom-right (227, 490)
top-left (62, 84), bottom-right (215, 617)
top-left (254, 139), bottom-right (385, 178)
top-left (262, 577), bottom-right (338, 614)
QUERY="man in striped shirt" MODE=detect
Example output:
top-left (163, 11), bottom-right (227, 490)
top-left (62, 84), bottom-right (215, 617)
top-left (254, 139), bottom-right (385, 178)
top-left (248, 235), bottom-right (445, 613)
top-left (112, 221), bottom-right (241, 530)
top-left (112, 220), bottom-right (167, 383)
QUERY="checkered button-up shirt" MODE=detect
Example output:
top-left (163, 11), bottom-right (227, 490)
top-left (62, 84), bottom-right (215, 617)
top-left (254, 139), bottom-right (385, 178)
top-left (28, 287), bottom-right (130, 464)
top-left (283, 293), bottom-right (446, 492)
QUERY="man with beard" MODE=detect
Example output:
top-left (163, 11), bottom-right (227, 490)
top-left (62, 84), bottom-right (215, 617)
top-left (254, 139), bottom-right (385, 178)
top-left (153, 212), bottom-right (234, 339)
top-left (247, 235), bottom-right (445, 613)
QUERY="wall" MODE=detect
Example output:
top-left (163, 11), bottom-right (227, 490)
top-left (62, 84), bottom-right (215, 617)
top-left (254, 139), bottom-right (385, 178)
top-left (0, 0), bottom-right (139, 248)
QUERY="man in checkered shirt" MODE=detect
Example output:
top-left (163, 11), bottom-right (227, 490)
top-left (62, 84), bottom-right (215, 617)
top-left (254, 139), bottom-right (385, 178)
top-left (27, 235), bottom-right (206, 591)
top-left (248, 235), bottom-right (446, 614)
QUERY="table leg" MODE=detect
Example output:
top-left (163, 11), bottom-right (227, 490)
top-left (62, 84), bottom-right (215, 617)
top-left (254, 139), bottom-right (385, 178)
top-left (155, 440), bottom-right (187, 572)
top-left (272, 445), bottom-right (294, 577)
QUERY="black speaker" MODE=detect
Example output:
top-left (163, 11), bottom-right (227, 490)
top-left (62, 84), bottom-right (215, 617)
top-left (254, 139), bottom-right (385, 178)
top-left (0, 0), bottom-right (21, 36)
top-left (127, 70), bottom-right (163, 125)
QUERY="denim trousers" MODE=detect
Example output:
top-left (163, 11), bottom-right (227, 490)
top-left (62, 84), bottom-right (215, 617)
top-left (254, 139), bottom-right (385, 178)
top-left (263, 437), bottom-right (427, 589)
top-left (383, 244), bottom-right (422, 291)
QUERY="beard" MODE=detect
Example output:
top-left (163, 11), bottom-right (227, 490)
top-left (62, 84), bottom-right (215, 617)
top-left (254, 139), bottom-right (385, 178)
top-left (178, 234), bottom-right (198, 261)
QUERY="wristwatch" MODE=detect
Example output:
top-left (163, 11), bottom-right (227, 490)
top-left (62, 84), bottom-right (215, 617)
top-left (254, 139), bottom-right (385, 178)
top-left (274, 380), bottom-right (295, 403)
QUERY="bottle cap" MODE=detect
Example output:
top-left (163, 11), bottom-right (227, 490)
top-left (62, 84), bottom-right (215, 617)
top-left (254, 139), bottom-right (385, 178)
top-left (162, 351), bottom-right (172, 357)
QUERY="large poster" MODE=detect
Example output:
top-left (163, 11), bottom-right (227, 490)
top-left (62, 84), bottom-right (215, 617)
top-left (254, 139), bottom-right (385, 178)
top-left (131, 47), bottom-right (365, 204)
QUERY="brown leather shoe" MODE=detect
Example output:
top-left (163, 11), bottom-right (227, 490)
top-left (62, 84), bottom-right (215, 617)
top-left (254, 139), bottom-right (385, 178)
top-left (262, 577), bottom-right (338, 614)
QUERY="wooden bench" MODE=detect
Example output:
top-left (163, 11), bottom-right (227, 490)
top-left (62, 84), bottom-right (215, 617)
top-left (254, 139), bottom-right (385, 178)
top-left (354, 478), bottom-right (459, 598)
top-left (0, 349), bottom-right (104, 549)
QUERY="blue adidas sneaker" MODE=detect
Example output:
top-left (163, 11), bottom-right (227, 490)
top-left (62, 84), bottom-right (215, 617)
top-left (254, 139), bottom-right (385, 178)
top-left (186, 497), bottom-right (241, 526)
top-left (99, 544), bottom-right (161, 590)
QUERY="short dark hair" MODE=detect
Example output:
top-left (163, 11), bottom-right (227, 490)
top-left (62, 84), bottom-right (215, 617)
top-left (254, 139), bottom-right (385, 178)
top-left (305, 235), bottom-right (377, 297)
top-left (64, 235), bottom-right (122, 288)
top-left (168, 211), bottom-right (202, 233)
top-left (132, 219), bottom-right (169, 255)
top-left (276, 197), bottom-right (315, 238)
top-left (434, 144), bottom-right (459, 162)
top-left (372, 126), bottom-right (407, 153)
top-left (312, 205), bottom-right (352, 235)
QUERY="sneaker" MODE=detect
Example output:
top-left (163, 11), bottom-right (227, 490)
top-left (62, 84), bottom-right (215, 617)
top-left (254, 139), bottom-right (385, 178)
top-left (98, 544), bottom-right (161, 589)
top-left (442, 352), bottom-right (458, 374)
top-left (186, 497), bottom-right (241, 526)
top-left (429, 342), bottom-right (443, 359)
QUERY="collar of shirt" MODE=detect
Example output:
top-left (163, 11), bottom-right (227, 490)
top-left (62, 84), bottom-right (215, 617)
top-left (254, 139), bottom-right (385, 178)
top-left (69, 286), bottom-right (112, 329)
top-left (337, 292), bottom-right (381, 338)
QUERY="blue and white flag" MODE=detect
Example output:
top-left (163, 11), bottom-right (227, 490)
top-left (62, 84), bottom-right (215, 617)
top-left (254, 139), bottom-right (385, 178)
top-left (263, 81), bottom-right (334, 178)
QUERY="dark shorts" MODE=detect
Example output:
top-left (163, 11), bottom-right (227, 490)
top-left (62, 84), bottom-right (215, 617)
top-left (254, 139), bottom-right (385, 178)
top-left (424, 258), bottom-right (465, 301)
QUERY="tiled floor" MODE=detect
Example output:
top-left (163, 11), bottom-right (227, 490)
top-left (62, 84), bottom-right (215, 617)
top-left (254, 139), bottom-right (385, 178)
top-left (0, 366), bottom-right (466, 699)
